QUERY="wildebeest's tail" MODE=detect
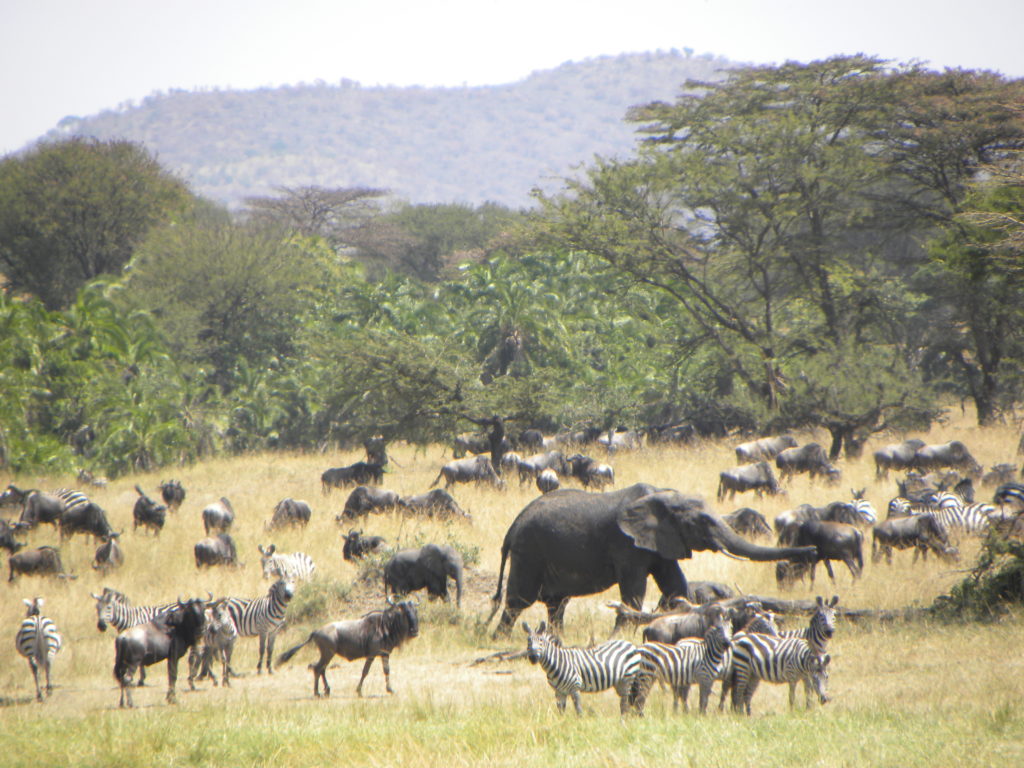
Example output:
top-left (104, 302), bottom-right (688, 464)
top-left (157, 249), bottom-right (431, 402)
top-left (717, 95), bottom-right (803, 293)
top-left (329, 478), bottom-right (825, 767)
top-left (428, 468), bottom-right (444, 489)
top-left (276, 633), bottom-right (315, 667)
top-left (716, 475), bottom-right (727, 502)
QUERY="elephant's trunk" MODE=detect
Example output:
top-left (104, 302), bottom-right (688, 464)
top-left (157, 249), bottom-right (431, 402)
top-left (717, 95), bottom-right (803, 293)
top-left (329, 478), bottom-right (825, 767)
top-left (454, 563), bottom-right (464, 608)
top-left (715, 519), bottom-right (816, 562)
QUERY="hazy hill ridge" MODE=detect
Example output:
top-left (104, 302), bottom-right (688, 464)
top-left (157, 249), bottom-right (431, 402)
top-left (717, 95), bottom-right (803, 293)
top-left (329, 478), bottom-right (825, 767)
top-left (47, 50), bottom-right (736, 208)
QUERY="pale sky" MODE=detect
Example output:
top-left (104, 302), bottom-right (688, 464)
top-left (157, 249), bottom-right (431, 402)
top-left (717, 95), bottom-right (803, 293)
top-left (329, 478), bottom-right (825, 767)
top-left (2, 0), bottom-right (1023, 155)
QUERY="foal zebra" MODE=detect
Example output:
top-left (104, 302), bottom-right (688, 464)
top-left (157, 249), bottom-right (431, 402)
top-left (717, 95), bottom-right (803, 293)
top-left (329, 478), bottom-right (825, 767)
top-left (730, 634), bottom-right (831, 715)
top-left (222, 578), bottom-right (295, 674)
top-left (16, 597), bottom-right (63, 701)
top-left (630, 605), bottom-right (733, 715)
top-left (523, 621), bottom-right (640, 715)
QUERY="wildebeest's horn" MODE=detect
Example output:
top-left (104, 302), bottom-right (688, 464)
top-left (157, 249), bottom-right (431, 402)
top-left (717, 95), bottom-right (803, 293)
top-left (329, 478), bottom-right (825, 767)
top-left (386, 593), bottom-right (395, 605)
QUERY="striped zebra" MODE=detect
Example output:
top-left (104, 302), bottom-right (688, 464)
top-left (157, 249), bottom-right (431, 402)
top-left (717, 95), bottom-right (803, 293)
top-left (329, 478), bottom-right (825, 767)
top-left (16, 597), bottom-right (63, 701)
top-left (258, 544), bottom-right (316, 582)
top-left (716, 605), bottom-right (782, 711)
top-left (850, 489), bottom-right (877, 525)
top-left (189, 599), bottom-right (238, 689)
top-left (222, 578), bottom-right (295, 674)
top-left (630, 604), bottom-right (733, 715)
top-left (730, 634), bottom-right (831, 715)
top-left (781, 595), bottom-right (838, 655)
top-left (523, 621), bottom-right (640, 715)
top-left (54, 488), bottom-right (90, 514)
top-left (92, 587), bottom-right (177, 633)
top-left (931, 503), bottom-right (993, 539)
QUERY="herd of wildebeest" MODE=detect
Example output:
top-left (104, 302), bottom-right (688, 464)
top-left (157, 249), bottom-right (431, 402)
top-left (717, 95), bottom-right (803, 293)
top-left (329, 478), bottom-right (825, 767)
top-left (4, 426), bottom-right (1024, 715)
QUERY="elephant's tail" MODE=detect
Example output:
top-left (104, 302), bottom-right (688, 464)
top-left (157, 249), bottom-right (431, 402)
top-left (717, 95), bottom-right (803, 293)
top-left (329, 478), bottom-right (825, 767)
top-left (490, 541), bottom-right (508, 608)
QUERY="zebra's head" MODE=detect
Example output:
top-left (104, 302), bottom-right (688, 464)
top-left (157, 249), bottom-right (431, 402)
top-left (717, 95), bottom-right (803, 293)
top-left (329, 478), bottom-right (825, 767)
top-left (705, 605), bottom-right (733, 648)
top-left (22, 597), bottom-right (42, 617)
top-left (92, 587), bottom-right (126, 632)
top-left (809, 653), bottom-right (832, 705)
top-left (523, 621), bottom-right (556, 664)
top-left (814, 595), bottom-right (839, 640)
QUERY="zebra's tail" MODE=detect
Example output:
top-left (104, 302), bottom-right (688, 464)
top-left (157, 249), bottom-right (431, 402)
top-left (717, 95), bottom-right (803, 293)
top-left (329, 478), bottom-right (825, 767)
top-left (276, 633), bottom-right (314, 667)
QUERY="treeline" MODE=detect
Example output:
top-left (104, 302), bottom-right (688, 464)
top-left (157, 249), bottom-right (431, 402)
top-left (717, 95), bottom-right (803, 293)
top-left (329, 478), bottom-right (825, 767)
top-left (1, 56), bottom-right (1023, 477)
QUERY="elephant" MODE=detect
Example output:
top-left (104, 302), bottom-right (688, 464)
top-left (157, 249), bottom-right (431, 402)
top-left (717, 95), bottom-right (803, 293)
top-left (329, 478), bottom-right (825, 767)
top-left (489, 483), bottom-right (816, 637)
top-left (383, 543), bottom-right (464, 608)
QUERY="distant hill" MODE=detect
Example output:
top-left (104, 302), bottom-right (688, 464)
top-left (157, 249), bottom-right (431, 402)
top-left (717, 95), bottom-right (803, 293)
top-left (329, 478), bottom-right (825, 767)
top-left (46, 50), bottom-right (738, 209)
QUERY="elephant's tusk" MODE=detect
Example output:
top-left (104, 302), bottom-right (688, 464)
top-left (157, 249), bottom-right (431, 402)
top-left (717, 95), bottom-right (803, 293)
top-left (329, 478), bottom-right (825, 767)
top-left (721, 550), bottom-right (749, 561)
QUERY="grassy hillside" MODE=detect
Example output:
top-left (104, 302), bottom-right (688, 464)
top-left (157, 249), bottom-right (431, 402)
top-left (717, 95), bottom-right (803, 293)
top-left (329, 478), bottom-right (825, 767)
top-left (41, 51), bottom-right (737, 209)
top-left (2, 415), bottom-right (1023, 766)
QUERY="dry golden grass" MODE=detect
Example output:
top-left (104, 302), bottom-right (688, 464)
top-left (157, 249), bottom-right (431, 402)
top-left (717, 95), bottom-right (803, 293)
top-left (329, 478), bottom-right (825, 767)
top-left (1, 412), bottom-right (1023, 766)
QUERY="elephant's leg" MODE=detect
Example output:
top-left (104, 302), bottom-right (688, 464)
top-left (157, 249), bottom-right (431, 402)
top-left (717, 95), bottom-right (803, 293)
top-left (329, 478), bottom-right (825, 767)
top-left (544, 596), bottom-right (570, 632)
top-left (493, 561), bottom-right (542, 637)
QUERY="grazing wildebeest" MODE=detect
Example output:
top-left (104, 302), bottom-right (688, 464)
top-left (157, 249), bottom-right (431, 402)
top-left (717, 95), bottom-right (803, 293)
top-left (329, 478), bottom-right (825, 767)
top-left (775, 443), bottom-right (841, 484)
top-left (58, 494), bottom-right (116, 542)
top-left (276, 598), bottom-right (420, 698)
top-left (16, 597), bottom-right (63, 702)
top-left (113, 598), bottom-right (208, 707)
top-left (912, 440), bottom-right (983, 478)
top-left (516, 451), bottom-right (570, 485)
top-left (982, 463), bottom-right (1018, 488)
top-left (0, 518), bottom-right (27, 554)
top-left (267, 498), bottom-right (312, 529)
top-left (159, 480), bottom-right (186, 512)
top-left (398, 488), bottom-right (470, 520)
top-left (342, 529), bottom-right (387, 561)
top-left (536, 469), bottom-right (560, 494)
top-left (735, 435), bottom-right (798, 464)
top-left (8, 546), bottom-right (73, 582)
top-left (194, 533), bottom-right (240, 568)
top-left (202, 497), bottom-right (234, 534)
top-left (776, 520), bottom-right (863, 588)
top-left (188, 599), bottom-right (237, 689)
top-left (321, 462), bottom-right (385, 493)
top-left (873, 439), bottom-right (926, 479)
top-left (871, 514), bottom-right (959, 564)
top-left (431, 455), bottom-right (504, 490)
top-left (566, 453), bottom-right (615, 489)
top-left (133, 485), bottom-right (167, 535)
top-left (340, 486), bottom-right (401, 519)
top-left (518, 429), bottom-right (545, 452)
top-left (642, 598), bottom-right (763, 644)
top-left (0, 485), bottom-right (64, 530)
top-left (92, 534), bottom-right (124, 573)
top-left (717, 462), bottom-right (782, 501)
top-left (722, 507), bottom-right (773, 538)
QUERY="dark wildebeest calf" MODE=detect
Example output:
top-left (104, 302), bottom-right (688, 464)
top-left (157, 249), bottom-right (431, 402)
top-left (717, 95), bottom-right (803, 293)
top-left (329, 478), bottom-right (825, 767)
top-left (276, 598), bottom-right (420, 698)
top-left (133, 485), bottom-right (167, 535)
top-left (113, 597), bottom-right (208, 707)
top-left (92, 534), bottom-right (124, 573)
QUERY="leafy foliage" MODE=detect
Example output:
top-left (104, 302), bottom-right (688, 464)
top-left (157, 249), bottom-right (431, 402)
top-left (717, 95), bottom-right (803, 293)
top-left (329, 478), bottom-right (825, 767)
top-left (931, 535), bottom-right (1024, 621)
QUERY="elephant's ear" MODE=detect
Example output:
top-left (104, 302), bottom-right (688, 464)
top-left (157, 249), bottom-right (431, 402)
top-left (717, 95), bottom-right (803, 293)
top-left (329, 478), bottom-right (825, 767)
top-left (617, 493), bottom-right (693, 559)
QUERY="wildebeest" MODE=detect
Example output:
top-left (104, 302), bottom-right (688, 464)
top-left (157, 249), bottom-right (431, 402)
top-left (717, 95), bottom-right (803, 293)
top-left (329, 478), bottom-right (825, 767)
top-left (59, 495), bottom-right (116, 542)
top-left (321, 462), bottom-right (385, 493)
top-left (912, 440), bottom-right (983, 478)
top-left (518, 429), bottom-right (545, 452)
top-left (159, 479), bottom-right (186, 512)
top-left (776, 520), bottom-right (863, 588)
top-left (0, 485), bottom-right (64, 530)
top-left (645, 422), bottom-right (697, 445)
top-left (775, 443), bottom-right (841, 484)
top-left (642, 599), bottom-right (765, 644)
top-left (194, 533), bottom-right (240, 568)
top-left (133, 485), bottom-right (167, 535)
top-left (340, 486), bottom-right (401, 519)
top-left (516, 451), bottom-right (570, 485)
top-left (981, 463), bottom-right (1018, 488)
top-left (871, 515), bottom-right (958, 565)
top-left (77, 468), bottom-right (108, 487)
top-left (452, 432), bottom-right (512, 459)
top-left (735, 435), bottom-right (798, 464)
top-left (873, 439), bottom-right (926, 478)
top-left (431, 455), bottom-right (504, 490)
top-left (92, 534), bottom-right (124, 573)
top-left (398, 489), bottom-right (470, 520)
top-left (717, 462), bottom-right (782, 501)
top-left (276, 598), bottom-right (420, 698)
top-left (722, 507), bottom-right (772, 538)
top-left (536, 469), bottom-right (560, 494)
top-left (8, 546), bottom-right (74, 582)
top-left (0, 518), bottom-right (27, 554)
top-left (202, 497), bottom-right (234, 534)
top-left (267, 498), bottom-right (312, 529)
top-left (774, 500), bottom-right (873, 535)
top-left (566, 454), bottom-right (615, 489)
top-left (342, 529), bottom-right (387, 561)
top-left (598, 428), bottom-right (645, 452)
top-left (113, 597), bottom-right (208, 707)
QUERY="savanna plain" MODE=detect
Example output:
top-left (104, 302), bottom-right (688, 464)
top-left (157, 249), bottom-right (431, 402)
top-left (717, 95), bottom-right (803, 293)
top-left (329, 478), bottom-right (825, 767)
top-left (2, 415), bottom-right (1023, 768)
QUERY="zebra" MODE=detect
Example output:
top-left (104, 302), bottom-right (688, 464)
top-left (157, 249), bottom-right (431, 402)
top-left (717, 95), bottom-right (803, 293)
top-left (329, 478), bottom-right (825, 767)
top-left (850, 489), bottom-right (877, 525)
top-left (92, 588), bottom-right (177, 633)
top-left (630, 604), bottom-right (733, 715)
top-left (730, 634), bottom-right (831, 715)
top-left (931, 502), bottom-right (993, 540)
top-left (16, 597), bottom-right (63, 701)
top-left (189, 599), bottom-right (238, 689)
top-left (523, 621), bottom-right (640, 715)
top-left (780, 595), bottom-right (838, 655)
top-left (54, 488), bottom-right (90, 514)
top-left (258, 544), bottom-right (316, 582)
top-left (222, 578), bottom-right (295, 674)
top-left (716, 605), bottom-right (782, 711)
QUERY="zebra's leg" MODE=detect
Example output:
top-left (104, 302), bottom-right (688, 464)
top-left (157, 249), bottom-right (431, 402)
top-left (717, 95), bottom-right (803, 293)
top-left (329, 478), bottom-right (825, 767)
top-left (570, 690), bottom-right (584, 716)
top-left (555, 692), bottom-right (568, 713)
top-left (355, 655), bottom-right (376, 696)
top-left (221, 643), bottom-right (233, 687)
top-left (27, 657), bottom-right (42, 702)
top-left (742, 677), bottom-right (759, 716)
top-left (614, 678), bottom-right (634, 716)
top-left (257, 633), bottom-right (268, 674)
top-left (629, 671), bottom-right (653, 716)
top-left (265, 629), bottom-right (279, 674)
top-left (43, 657), bottom-right (53, 698)
top-left (187, 646), bottom-right (200, 690)
top-left (789, 679), bottom-right (798, 708)
top-left (675, 683), bottom-right (690, 713)
top-left (698, 678), bottom-right (714, 715)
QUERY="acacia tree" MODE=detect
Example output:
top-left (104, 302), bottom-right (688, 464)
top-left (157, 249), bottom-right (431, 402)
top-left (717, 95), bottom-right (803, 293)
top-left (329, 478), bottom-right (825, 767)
top-left (0, 138), bottom-right (192, 309)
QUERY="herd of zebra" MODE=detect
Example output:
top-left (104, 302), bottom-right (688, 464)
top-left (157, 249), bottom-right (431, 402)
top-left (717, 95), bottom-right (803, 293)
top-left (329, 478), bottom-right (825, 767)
top-left (522, 596), bottom-right (838, 716)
